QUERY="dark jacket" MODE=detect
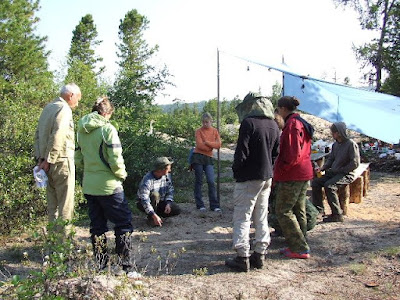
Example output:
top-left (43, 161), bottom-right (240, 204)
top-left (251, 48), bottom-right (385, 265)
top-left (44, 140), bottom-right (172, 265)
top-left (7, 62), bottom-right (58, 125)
top-left (232, 116), bottom-right (280, 182)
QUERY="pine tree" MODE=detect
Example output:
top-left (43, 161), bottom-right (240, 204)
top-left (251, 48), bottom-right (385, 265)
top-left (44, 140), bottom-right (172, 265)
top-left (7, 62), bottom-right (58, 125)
top-left (381, 2), bottom-right (400, 96)
top-left (111, 9), bottom-right (172, 113)
top-left (334, 0), bottom-right (399, 93)
top-left (0, 0), bottom-right (54, 104)
top-left (65, 14), bottom-right (106, 112)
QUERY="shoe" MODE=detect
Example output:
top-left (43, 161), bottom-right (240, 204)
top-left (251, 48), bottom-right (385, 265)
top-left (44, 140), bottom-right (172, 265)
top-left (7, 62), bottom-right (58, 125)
top-left (279, 248), bottom-right (290, 255)
top-left (283, 249), bottom-right (310, 259)
top-left (271, 229), bottom-right (283, 237)
top-left (225, 256), bottom-right (250, 272)
top-left (212, 208), bottom-right (222, 213)
top-left (249, 251), bottom-right (265, 269)
top-left (199, 207), bottom-right (206, 212)
top-left (323, 214), bottom-right (344, 223)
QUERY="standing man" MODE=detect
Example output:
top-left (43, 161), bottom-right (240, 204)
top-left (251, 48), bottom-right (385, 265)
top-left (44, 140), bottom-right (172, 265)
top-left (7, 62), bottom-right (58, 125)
top-left (312, 122), bottom-right (360, 222)
top-left (34, 83), bottom-right (81, 233)
top-left (225, 92), bottom-right (280, 272)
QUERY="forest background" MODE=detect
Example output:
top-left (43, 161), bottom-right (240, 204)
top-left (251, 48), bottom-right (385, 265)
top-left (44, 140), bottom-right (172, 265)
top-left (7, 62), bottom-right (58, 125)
top-left (0, 0), bottom-right (399, 298)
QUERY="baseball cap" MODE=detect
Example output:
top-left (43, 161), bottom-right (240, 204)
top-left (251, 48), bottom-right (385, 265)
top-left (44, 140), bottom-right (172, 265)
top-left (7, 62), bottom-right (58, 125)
top-left (153, 157), bottom-right (174, 170)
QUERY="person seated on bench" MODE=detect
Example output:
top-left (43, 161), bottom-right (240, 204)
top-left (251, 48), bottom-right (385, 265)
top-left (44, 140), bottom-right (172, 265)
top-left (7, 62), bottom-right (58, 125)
top-left (312, 122), bottom-right (360, 222)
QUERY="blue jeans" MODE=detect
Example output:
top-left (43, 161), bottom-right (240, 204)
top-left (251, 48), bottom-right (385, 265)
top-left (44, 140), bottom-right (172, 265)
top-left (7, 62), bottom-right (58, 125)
top-left (193, 163), bottom-right (219, 209)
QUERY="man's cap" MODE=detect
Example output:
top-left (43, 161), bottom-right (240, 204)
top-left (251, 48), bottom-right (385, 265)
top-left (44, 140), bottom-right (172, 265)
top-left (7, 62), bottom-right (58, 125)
top-left (153, 157), bottom-right (174, 170)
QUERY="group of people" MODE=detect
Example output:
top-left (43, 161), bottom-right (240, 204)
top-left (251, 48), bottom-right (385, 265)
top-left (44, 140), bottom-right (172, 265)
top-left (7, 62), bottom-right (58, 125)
top-left (34, 84), bottom-right (182, 271)
top-left (225, 92), bottom-right (360, 272)
top-left (34, 84), bottom-right (360, 274)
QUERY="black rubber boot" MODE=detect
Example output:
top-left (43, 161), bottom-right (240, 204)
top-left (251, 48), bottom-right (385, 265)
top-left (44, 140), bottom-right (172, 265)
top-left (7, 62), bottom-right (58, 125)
top-left (91, 234), bottom-right (109, 270)
top-left (249, 251), bottom-right (265, 269)
top-left (116, 233), bottom-right (132, 272)
top-left (225, 256), bottom-right (250, 272)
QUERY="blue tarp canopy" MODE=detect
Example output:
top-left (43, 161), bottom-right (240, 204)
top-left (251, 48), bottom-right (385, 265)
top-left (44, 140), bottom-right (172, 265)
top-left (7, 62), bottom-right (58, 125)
top-left (283, 73), bottom-right (400, 144)
top-left (222, 53), bottom-right (400, 144)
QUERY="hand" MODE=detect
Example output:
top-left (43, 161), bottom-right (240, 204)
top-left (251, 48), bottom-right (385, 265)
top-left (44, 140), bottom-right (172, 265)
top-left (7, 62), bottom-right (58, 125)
top-left (164, 203), bottom-right (171, 214)
top-left (152, 214), bottom-right (163, 227)
top-left (39, 160), bottom-right (50, 173)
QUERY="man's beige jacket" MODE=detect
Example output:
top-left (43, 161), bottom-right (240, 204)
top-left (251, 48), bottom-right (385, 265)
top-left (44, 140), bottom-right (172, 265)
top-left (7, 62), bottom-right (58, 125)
top-left (35, 97), bottom-right (75, 164)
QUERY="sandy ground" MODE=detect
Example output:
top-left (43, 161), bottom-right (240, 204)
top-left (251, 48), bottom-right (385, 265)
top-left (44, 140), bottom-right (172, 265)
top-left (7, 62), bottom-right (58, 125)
top-left (30, 169), bottom-right (396, 300)
top-left (2, 171), bottom-right (398, 299)
top-left (114, 170), bottom-right (399, 300)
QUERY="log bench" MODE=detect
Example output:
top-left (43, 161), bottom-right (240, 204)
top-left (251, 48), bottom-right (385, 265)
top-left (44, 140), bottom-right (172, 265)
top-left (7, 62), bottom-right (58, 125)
top-left (311, 153), bottom-right (371, 215)
top-left (338, 163), bottom-right (370, 215)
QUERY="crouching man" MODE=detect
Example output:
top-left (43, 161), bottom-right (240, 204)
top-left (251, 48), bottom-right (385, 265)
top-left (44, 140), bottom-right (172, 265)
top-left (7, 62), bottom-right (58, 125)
top-left (137, 157), bottom-right (181, 226)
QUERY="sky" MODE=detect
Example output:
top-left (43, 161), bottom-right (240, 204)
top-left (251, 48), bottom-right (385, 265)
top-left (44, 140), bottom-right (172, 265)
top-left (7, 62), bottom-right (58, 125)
top-left (36, 0), bottom-right (377, 105)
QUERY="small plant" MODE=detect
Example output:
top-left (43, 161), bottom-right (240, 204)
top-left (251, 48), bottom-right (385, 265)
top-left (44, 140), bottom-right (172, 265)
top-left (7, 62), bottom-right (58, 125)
top-left (382, 246), bottom-right (400, 257)
top-left (349, 263), bottom-right (366, 275)
top-left (192, 267), bottom-right (208, 276)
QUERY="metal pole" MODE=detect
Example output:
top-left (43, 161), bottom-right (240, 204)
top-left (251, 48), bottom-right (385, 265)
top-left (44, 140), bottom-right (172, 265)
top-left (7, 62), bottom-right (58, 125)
top-left (282, 55), bottom-right (285, 96)
top-left (217, 49), bottom-right (221, 203)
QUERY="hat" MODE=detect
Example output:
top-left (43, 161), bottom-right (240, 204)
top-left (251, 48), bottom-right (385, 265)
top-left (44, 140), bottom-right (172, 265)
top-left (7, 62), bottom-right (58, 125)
top-left (153, 157), bottom-right (174, 170)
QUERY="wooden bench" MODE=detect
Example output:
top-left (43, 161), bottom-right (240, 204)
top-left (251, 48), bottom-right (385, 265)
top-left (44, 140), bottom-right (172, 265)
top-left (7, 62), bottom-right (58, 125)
top-left (338, 163), bottom-right (370, 215)
top-left (311, 153), bottom-right (371, 215)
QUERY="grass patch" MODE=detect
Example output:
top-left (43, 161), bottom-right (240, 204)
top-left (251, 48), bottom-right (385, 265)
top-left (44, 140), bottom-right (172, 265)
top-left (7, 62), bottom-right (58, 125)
top-left (348, 263), bottom-right (367, 275)
top-left (381, 246), bottom-right (400, 257)
top-left (219, 176), bottom-right (235, 183)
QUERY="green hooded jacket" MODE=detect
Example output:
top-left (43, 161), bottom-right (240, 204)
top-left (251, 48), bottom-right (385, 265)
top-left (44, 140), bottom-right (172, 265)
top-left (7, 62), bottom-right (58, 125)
top-left (235, 92), bottom-right (275, 122)
top-left (75, 112), bottom-right (127, 196)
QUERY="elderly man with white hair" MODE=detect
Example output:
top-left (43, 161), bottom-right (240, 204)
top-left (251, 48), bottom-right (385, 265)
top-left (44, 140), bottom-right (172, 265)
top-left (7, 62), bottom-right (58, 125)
top-left (34, 83), bottom-right (82, 234)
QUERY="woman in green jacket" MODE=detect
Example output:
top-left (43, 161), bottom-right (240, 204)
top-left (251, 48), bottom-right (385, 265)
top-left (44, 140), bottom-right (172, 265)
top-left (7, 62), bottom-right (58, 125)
top-left (75, 97), bottom-right (132, 271)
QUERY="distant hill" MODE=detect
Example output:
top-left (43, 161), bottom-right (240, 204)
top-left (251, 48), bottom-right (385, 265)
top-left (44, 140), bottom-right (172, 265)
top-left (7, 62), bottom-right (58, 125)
top-left (157, 101), bottom-right (207, 113)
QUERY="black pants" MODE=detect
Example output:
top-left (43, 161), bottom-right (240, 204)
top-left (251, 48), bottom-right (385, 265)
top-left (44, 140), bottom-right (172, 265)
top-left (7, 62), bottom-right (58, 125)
top-left (85, 192), bottom-right (133, 236)
top-left (85, 192), bottom-right (133, 269)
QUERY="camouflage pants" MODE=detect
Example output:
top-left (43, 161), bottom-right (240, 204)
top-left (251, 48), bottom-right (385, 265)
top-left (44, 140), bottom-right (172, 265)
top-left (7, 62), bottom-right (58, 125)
top-left (275, 181), bottom-right (310, 253)
top-left (269, 189), bottom-right (318, 233)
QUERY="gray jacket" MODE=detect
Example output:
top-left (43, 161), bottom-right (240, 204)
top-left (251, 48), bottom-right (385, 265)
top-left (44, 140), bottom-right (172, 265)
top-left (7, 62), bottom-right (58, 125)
top-left (324, 122), bottom-right (360, 178)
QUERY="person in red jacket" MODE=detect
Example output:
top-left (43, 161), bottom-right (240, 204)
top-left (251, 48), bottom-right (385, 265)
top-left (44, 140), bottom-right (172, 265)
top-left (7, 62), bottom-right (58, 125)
top-left (273, 96), bottom-right (314, 259)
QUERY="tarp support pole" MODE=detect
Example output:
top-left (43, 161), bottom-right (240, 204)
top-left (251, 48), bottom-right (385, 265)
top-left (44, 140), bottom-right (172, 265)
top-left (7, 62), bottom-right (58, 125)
top-left (217, 49), bottom-right (221, 203)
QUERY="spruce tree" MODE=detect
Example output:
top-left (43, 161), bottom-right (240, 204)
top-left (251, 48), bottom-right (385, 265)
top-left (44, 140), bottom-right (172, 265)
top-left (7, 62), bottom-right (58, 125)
top-left (111, 9), bottom-right (172, 113)
top-left (65, 14), bottom-right (106, 112)
top-left (0, 0), bottom-right (54, 104)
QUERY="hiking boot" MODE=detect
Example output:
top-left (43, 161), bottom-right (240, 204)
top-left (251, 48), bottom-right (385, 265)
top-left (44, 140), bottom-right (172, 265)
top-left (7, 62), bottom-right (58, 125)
top-left (91, 234), bottom-right (109, 271)
top-left (249, 251), bottom-right (265, 269)
top-left (225, 256), bottom-right (250, 272)
top-left (271, 229), bottom-right (283, 237)
top-left (323, 214), bottom-right (344, 223)
top-left (283, 249), bottom-right (310, 259)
